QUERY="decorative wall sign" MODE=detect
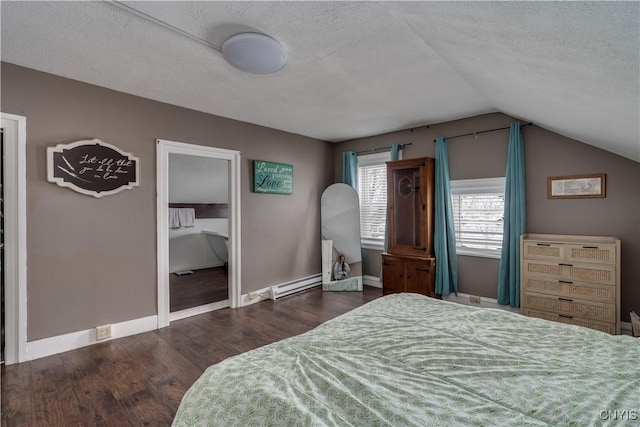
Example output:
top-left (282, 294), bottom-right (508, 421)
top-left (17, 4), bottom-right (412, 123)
top-left (253, 160), bottom-right (293, 194)
top-left (547, 173), bottom-right (606, 199)
top-left (47, 139), bottom-right (139, 198)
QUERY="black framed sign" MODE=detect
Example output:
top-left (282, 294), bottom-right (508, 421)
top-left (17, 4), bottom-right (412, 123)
top-left (47, 139), bottom-right (139, 198)
top-left (253, 160), bottom-right (293, 194)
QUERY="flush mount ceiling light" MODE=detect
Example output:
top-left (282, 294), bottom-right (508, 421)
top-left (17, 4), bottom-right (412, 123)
top-left (222, 33), bottom-right (287, 74)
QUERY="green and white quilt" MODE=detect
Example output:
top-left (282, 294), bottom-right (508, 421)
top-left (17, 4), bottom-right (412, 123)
top-left (173, 294), bottom-right (640, 426)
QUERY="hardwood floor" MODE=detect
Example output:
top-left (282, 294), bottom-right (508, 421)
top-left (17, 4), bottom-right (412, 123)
top-left (1, 286), bottom-right (383, 426)
top-left (170, 267), bottom-right (227, 312)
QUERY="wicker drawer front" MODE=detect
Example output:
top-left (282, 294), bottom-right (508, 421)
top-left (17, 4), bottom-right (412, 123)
top-left (522, 278), bottom-right (615, 304)
top-left (523, 292), bottom-right (615, 322)
top-left (523, 260), bottom-right (561, 278)
top-left (523, 241), bottom-right (564, 261)
top-left (523, 260), bottom-right (615, 285)
top-left (523, 309), bottom-right (615, 334)
top-left (565, 244), bottom-right (616, 265)
top-left (561, 264), bottom-right (615, 285)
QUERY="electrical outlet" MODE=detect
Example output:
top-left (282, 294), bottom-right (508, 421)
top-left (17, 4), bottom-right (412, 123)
top-left (96, 325), bottom-right (111, 340)
top-left (469, 295), bottom-right (481, 304)
top-left (248, 291), bottom-right (259, 300)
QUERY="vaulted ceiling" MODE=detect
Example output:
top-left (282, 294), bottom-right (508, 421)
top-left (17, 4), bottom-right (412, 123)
top-left (2, 1), bottom-right (639, 161)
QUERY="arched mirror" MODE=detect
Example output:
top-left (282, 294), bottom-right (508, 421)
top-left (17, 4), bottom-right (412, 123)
top-left (320, 183), bottom-right (363, 291)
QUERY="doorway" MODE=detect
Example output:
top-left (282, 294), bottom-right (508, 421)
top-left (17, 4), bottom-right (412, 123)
top-left (156, 139), bottom-right (241, 328)
top-left (168, 153), bottom-right (229, 313)
top-left (1, 113), bottom-right (27, 364)
top-left (1, 127), bottom-right (4, 362)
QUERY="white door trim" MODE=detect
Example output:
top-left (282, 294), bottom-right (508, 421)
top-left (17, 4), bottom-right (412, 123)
top-left (156, 139), bottom-right (241, 328)
top-left (1, 113), bottom-right (27, 364)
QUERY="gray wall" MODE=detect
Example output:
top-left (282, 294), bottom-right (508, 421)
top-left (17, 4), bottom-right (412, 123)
top-left (1, 62), bottom-right (333, 341)
top-left (335, 112), bottom-right (640, 322)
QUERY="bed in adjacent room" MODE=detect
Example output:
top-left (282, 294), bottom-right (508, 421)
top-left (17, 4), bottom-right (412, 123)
top-left (172, 293), bottom-right (639, 426)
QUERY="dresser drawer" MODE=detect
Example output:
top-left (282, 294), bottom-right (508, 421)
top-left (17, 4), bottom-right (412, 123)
top-left (565, 244), bottom-right (616, 265)
top-left (522, 260), bottom-right (616, 285)
top-left (522, 241), bottom-right (564, 261)
top-left (522, 309), bottom-right (615, 334)
top-left (522, 277), bottom-right (615, 304)
top-left (523, 291), bottom-right (616, 323)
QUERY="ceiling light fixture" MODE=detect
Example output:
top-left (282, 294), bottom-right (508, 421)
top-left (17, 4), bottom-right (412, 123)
top-left (107, 3), bottom-right (286, 75)
top-left (222, 33), bottom-right (287, 74)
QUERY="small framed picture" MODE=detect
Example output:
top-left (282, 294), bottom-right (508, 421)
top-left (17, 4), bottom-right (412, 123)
top-left (547, 173), bottom-right (606, 199)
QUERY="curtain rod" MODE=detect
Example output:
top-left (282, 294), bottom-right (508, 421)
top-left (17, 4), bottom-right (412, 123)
top-left (356, 142), bottom-right (412, 155)
top-left (433, 122), bottom-right (533, 142)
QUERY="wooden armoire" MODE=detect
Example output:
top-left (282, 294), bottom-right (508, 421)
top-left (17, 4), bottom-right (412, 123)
top-left (381, 157), bottom-right (439, 298)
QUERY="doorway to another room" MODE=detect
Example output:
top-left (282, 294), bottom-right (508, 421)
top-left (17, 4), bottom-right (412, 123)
top-left (168, 153), bottom-right (229, 312)
top-left (157, 140), bottom-right (241, 328)
top-left (1, 113), bottom-right (27, 365)
top-left (1, 128), bottom-right (4, 363)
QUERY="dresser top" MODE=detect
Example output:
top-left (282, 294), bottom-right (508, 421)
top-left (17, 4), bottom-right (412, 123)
top-left (521, 233), bottom-right (620, 245)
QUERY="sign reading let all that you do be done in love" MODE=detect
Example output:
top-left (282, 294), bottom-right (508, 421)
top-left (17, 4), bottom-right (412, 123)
top-left (253, 160), bottom-right (293, 194)
top-left (47, 138), bottom-right (139, 198)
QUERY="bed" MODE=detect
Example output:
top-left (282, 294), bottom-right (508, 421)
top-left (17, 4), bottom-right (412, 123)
top-left (172, 293), bottom-right (639, 426)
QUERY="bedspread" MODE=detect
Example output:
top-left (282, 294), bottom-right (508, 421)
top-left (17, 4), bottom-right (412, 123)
top-left (173, 293), bottom-right (639, 426)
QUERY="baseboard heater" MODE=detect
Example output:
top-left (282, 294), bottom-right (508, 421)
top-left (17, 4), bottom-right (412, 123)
top-left (270, 274), bottom-right (322, 300)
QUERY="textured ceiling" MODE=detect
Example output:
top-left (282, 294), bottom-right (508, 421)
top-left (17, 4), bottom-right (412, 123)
top-left (2, 1), bottom-right (639, 161)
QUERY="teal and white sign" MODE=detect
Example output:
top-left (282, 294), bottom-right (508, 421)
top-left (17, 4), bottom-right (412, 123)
top-left (253, 160), bottom-right (293, 194)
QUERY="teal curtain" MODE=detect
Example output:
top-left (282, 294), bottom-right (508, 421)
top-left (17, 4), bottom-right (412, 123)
top-left (434, 137), bottom-right (458, 295)
top-left (497, 122), bottom-right (526, 307)
top-left (342, 151), bottom-right (358, 189)
top-left (389, 144), bottom-right (401, 162)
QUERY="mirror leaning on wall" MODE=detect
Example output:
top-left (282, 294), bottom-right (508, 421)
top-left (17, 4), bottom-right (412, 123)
top-left (320, 183), bottom-right (363, 291)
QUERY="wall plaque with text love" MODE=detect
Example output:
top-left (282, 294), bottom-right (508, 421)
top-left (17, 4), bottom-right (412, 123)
top-left (253, 160), bottom-right (293, 195)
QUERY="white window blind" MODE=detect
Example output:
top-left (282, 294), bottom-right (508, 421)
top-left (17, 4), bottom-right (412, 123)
top-left (358, 152), bottom-right (392, 247)
top-left (450, 177), bottom-right (506, 257)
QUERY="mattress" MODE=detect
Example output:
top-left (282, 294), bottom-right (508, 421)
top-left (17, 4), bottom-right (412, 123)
top-left (173, 293), bottom-right (640, 426)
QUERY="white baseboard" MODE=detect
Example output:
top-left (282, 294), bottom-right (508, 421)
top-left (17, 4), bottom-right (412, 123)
top-left (443, 292), bottom-right (521, 313)
top-left (169, 300), bottom-right (229, 322)
top-left (240, 285), bottom-right (273, 307)
top-left (26, 315), bottom-right (158, 361)
top-left (21, 294), bottom-right (634, 362)
top-left (363, 275), bottom-right (382, 288)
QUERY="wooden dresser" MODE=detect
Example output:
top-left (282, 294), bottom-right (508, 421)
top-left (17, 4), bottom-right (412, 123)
top-left (520, 233), bottom-right (621, 334)
top-left (382, 253), bottom-right (436, 296)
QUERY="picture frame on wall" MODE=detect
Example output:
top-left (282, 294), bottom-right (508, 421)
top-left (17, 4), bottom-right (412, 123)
top-left (253, 160), bottom-right (293, 194)
top-left (547, 173), bottom-right (606, 199)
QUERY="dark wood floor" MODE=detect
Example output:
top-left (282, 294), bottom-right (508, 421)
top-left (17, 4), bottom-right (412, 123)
top-left (1, 286), bottom-right (383, 427)
top-left (170, 267), bottom-right (228, 312)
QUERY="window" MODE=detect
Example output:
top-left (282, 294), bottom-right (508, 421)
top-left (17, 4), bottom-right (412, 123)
top-left (357, 152), bottom-right (393, 249)
top-left (450, 177), bottom-right (506, 258)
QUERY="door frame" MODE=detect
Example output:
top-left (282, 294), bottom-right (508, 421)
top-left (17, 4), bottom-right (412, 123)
top-left (156, 139), bottom-right (241, 328)
top-left (1, 113), bottom-right (27, 364)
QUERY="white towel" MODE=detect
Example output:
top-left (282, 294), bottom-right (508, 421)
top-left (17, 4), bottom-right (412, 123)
top-left (177, 208), bottom-right (196, 228)
top-left (169, 208), bottom-right (196, 228)
top-left (168, 208), bottom-right (181, 228)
